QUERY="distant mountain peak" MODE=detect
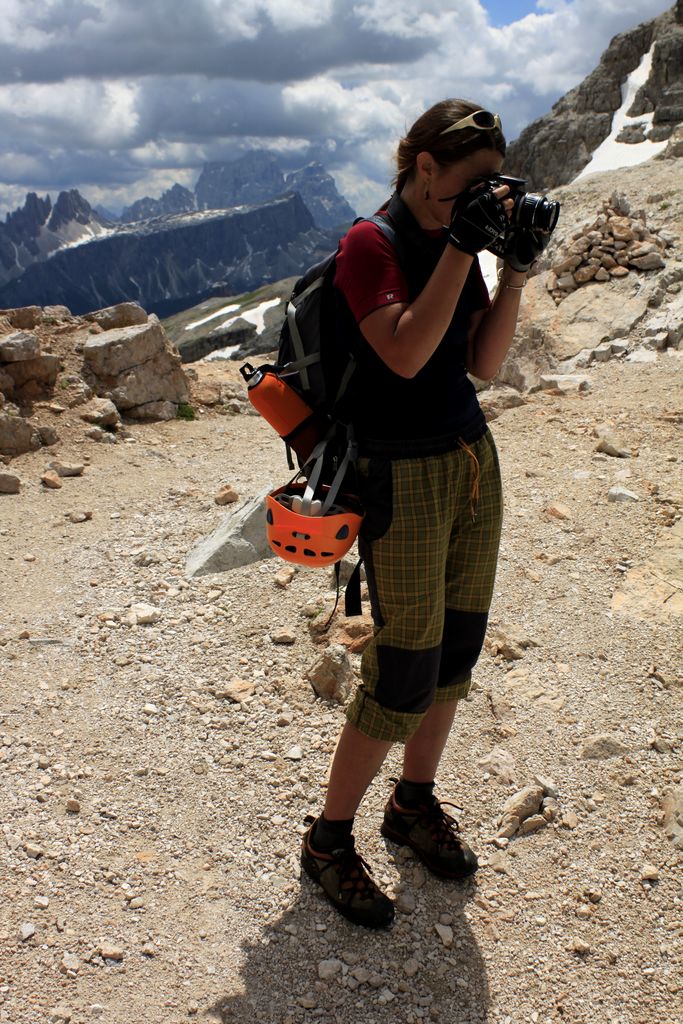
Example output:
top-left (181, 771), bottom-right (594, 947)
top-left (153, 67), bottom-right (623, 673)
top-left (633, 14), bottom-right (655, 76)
top-left (121, 183), bottom-right (196, 224)
top-left (284, 162), bottom-right (355, 228)
top-left (195, 151), bottom-right (286, 211)
top-left (0, 188), bottom-right (106, 286)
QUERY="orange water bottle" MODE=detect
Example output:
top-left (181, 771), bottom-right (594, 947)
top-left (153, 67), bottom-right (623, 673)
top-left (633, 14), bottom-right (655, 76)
top-left (240, 363), bottom-right (326, 461)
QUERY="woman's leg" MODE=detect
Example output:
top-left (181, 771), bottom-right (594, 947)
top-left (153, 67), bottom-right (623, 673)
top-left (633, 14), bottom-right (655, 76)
top-left (323, 721), bottom-right (393, 820)
top-left (402, 698), bottom-right (458, 783)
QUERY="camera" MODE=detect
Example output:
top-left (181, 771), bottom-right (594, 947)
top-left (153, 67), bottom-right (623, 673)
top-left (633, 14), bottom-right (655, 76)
top-left (483, 174), bottom-right (560, 234)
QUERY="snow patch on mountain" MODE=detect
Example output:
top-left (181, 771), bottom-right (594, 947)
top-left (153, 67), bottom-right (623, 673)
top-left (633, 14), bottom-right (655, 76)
top-left (576, 44), bottom-right (669, 180)
top-left (185, 303), bottom-right (240, 331)
top-left (204, 297), bottom-right (282, 360)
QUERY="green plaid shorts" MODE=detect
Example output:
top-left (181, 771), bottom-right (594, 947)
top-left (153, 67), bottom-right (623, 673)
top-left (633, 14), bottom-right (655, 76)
top-left (346, 429), bottom-right (503, 743)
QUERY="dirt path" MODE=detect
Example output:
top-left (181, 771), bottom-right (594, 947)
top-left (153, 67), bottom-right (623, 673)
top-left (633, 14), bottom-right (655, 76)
top-left (1, 354), bottom-right (681, 1024)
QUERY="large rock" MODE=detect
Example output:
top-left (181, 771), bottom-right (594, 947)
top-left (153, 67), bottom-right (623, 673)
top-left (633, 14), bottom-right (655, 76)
top-left (0, 414), bottom-right (42, 457)
top-left (84, 302), bottom-right (148, 331)
top-left (549, 284), bottom-right (649, 361)
top-left (82, 317), bottom-right (189, 417)
top-left (504, 6), bottom-right (679, 187)
top-left (185, 489), bottom-right (274, 577)
top-left (509, 276), bottom-right (650, 371)
top-left (0, 368), bottom-right (15, 398)
top-left (0, 307), bottom-right (42, 330)
top-left (2, 354), bottom-right (60, 401)
top-left (661, 786), bottom-right (683, 849)
top-left (581, 733), bottom-right (630, 759)
top-left (502, 785), bottom-right (544, 822)
top-left (0, 331), bottom-right (40, 362)
top-left (126, 400), bottom-right (179, 422)
top-left (83, 319), bottom-right (167, 377)
top-left (108, 350), bottom-right (189, 410)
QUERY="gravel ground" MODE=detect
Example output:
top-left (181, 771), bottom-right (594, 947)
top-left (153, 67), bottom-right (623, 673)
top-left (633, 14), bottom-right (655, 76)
top-left (1, 351), bottom-right (681, 1024)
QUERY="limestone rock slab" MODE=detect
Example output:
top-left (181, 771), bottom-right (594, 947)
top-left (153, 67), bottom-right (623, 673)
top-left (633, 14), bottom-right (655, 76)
top-left (0, 414), bottom-right (42, 457)
top-left (85, 302), bottom-right (148, 331)
top-left (612, 518), bottom-right (683, 623)
top-left (83, 320), bottom-right (167, 378)
top-left (3, 355), bottom-right (60, 400)
top-left (0, 331), bottom-right (40, 362)
top-left (109, 350), bottom-right (188, 410)
top-left (185, 488), bottom-right (274, 577)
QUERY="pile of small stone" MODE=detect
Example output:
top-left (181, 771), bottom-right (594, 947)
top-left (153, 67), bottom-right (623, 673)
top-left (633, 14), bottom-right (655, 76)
top-left (546, 193), bottom-right (672, 304)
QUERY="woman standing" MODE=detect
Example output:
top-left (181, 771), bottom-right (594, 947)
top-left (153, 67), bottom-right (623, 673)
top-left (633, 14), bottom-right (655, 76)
top-left (301, 99), bottom-right (553, 928)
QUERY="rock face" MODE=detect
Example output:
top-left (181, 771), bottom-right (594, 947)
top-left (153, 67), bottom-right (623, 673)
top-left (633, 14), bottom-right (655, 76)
top-left (84, 302), bottom-right (148, 332)
top-left (195, 151), bottom-right (286, 210)
top-left (0, 327), bottom-right (60, 406)
top-left (0, 194), bottom-right (333, 319)
top-left (121, 184), bottom-right (196, 224)
top-left (0, 189), bottom-right (109, 287)
top-left (0, 302), bottom-right (190, 453)
top-left (0, 414), bottom-right (42, 457)
top-left (0, 152), bottom-right (355, 317)
top-left (82, 318), bottom-right (189, 418)
top-left (505, 4), bottom-right (682, 187)
top-left (284, 163), bottom-right (356, 229)
top-left (493, 159), bottom-right (682, 391)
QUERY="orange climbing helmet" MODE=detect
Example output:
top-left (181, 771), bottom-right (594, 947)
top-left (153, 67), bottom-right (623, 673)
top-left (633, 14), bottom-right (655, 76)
top-left (266, 480), bottom-right (363, 566)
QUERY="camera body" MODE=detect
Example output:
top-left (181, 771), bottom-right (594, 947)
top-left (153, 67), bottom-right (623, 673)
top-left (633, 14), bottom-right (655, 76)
top-left (481, 173), bottom-right (560, 234)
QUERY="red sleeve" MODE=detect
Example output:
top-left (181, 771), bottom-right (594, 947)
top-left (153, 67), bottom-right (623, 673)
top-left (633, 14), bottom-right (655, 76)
top-left (335, 219), bottom-right (491, 323)
top-left (334, 219), bottom-right (408, 324)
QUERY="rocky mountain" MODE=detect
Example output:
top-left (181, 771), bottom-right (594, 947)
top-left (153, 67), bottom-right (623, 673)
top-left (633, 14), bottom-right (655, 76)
top-left (284, 163), bottom-right (356, 229)
top-left (0, 193), bottom-right (338, 319)
top-left (195, 151), bottom-right (286, 211)
top-left (0, 151), bottom-right (355, 316)
top-left (121, 183), bottom-right (196, 223)
top-left (0, 190), bottom-right (110, 288)
top-left (505, 1), bottom-right (683, 188)
top-left (147, 152), bottom-right (356, 230)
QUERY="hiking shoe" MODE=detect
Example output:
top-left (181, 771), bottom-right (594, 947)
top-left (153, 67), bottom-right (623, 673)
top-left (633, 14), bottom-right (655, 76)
top-left (301, 816), bottom-right (395, 929)
top-left (381, 785), bottom-right (478, 879)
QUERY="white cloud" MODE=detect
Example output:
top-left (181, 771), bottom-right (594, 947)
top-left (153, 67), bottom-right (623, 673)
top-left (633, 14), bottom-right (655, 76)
top-left (282, 78), bottom-right (406, 138)
top-left (258, 0), bottom-right (334, 31)
top-left (0, 80), bottom-right (140, 148)
top-left (0, 0), bottom-right (672, 218)
top-left (353, 0), bottom-right (486, 37)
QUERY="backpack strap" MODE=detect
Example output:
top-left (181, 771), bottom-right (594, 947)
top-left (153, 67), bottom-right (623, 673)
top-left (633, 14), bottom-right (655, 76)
top-left (300, 423), bottom-right (357, 516)
top-left (283, 252), bottom-right (337, 391)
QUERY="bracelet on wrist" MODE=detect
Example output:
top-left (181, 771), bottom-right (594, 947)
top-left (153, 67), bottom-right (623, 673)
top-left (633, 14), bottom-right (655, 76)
top-left (497, 268), bottom-right (528, 291)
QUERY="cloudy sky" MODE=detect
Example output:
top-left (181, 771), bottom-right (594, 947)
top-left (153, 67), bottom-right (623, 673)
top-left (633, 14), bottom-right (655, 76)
top-left (0, 0), bottom-right (671, 218)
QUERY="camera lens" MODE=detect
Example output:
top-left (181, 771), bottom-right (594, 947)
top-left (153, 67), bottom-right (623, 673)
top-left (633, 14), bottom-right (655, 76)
top-left (512, 194), bottom-right (560, 233)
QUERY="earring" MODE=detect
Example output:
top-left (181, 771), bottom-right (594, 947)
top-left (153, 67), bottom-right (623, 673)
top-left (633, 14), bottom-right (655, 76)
top-left (424, 186), bottom-right (430, 200)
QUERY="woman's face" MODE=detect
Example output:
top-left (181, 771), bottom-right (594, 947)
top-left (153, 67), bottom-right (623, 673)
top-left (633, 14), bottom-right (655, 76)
top-left (424, 147), bottom-right (505, 222)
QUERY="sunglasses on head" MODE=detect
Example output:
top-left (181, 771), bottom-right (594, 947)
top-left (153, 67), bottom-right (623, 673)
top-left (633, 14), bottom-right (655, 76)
top-left (439, 110), bottom-right (501, 136)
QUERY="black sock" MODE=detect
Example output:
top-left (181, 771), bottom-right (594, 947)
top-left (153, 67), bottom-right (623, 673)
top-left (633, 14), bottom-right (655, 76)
top-left (312, 813), bottom-right (354, 851)
top-left (396, 777), bottom-right (436, 809)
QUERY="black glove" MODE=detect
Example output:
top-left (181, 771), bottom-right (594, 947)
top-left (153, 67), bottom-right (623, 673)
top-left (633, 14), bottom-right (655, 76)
top-left (447, 189), bottom-right (508, 256)
top-left (502, 225), bottom-right (552, 272)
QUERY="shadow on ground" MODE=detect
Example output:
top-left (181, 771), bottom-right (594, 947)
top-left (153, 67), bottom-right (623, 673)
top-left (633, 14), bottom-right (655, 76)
top-left (210, 842), bottom-right (490, 1024)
